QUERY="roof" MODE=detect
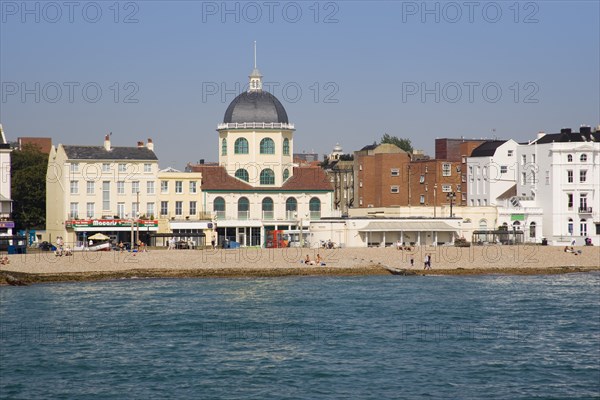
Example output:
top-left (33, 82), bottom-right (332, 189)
top-left (358, 221), bottom-right (459, 232)
top-left (534, 128), bottom-right (599, 144)
top-left (223, 91), bottom-right (289, 124)
top-left (497, 184), bottom-right (517, 200)
top-left (470, 140), bottom-right (507, 157)
top-left (189, 165), bottom-right (333, 192)
top-left (63, 145), bottom-right (158, 161)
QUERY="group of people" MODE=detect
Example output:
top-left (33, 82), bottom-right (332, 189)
top-left (303, 254), bottom-right (326, 266)
top-left (395, 241), bottom-right (413, 251)
top-left (564, 246), bottom-right (581, 255)
top-left (54, 236), bottom-right (72, 256)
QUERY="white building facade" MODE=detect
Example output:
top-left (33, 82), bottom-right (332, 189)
top-left (0, 124), bottom-right (14, 237)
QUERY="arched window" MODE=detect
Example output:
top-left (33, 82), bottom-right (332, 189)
top-left (309, 197), bottom-right (321, 220)
top-left (238, 197), bottom-right (249, 220)
top-left (262, 197), bottom-right (274, 220)
top-left (283, 138), bottom-right (290, 155)
top-left (234, 138), bottom-right (249, 154)
top-left (568, 218), bottom-right (574, 235)
top-left (221, 138), bottom-right (227, 156)
top-left (283, 168), bottom-right (290, 181)
top-left (567, 154), bottom-right (573, 162)
top-left (286, 197), bottom-right (297, 220)
top-left (512, 221), bottom-right (521, 230)
top-left (580, 154), bottom-right (587, 162)
top-left (260, 138), bottom-right (275, 154)
top-left (214, 197), bottom-right (225, 219)
top-left (580, 218), bottom-right (587, 236)
top-left (235, 169), bottom-right (249, 182)
top-left (479, 219), bottom-right (487, 230)
top-left (529, 222), bottom-right (536, 238)
top-left (260, 168), bottom-right (275, 185)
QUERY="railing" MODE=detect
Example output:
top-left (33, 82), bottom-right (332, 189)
top-left (217, 122), bottom-right (295, 130)
top-left (237, 211), bottom-right (249, 220)
top-left (214, 211), bottom-right (226, 220)
top-left (578, 207), bottom-right (593, 213)
top-left (262, 211), bottom-right (274, 220)
top-left (286, 211), bottom-right (297, 221)
top-left (310, 211), bottom-right (321, 220)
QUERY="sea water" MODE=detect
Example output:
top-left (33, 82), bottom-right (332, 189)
top-left (1, 273), bottom-right (599, 399)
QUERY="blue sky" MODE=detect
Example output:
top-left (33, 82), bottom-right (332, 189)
top-left (1, 1), bottom-right (598, 168)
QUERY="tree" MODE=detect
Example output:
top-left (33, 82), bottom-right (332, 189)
top-left (11, 144), bottom-right (48, 230)
top-left (380, 133), bottom-right (413, 153)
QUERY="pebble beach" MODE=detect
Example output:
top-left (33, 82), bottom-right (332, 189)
top-left (1, 245), bottom-right (598, 285)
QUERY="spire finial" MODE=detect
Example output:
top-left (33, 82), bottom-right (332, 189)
top-left (254, 40), bottom-right (257, 69)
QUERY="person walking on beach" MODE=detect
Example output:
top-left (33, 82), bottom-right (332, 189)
top-left (424, 254), bottom-right (431, 270)
top-left (410, 256), bottom-right (414, 268)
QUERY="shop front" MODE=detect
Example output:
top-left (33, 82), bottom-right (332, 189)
top-left (65, 219), bottom-right (159, 247)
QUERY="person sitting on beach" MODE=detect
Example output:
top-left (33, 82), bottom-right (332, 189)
top-left (118, 241), bottom-right (125, 252)
top-left (63, 246), bottom-right (73, 256)
top-left (564, 246), bottom-right (570, 253)
top-left (305, 255), bottom-right (315, 265)
top-left (0, 255), bottom-right (9, 265)
top-left (316, 253), bottom-right (326, 266)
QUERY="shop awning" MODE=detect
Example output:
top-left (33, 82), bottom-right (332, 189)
top-left (358, 221), bottom-right (459, 232)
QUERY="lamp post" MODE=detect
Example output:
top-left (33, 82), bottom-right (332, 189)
top-left (136, 191), bottom-right (140, 247)
top-left (447, 191), bottom-right (456, 217)
top-left (433, 184), bottom-right (437, 218)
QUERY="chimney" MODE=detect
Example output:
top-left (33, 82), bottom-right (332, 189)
top-left (536, 131), bottom-right (546, 140)
top-left (146, 138), bottom-right (154, 151)
top-left (199, 159), bottom-right (205, 164)
top-left (560, 128), bottom-right (572, 134)
top-left (104, 135), bottom-right (111, 151)
top-left (137, 141), bottom-right (144, 148)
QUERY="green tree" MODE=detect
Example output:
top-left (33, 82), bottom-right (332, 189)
top-left (11, 144), bottom-right (48, 230)
top-left (380, 133), bottom-right (413, 153)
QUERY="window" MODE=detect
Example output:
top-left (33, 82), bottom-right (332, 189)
top-left (102, 163), bottom-right (110, 172)
top-left (147, 181), bottom-right (155, 195)
top-left (568, 218), bottom-right (573, 235)
top-left (456, 184), bottom-right (461, 192)
top-left (419, 175), bottom-right (425, 183)
top-left (234, 138), bottom-right (249, 154)
top-left (309, 197), bottom-right (321, 219)
top-left (532, 154), bottom-right (536, 164)
top-left (508, 150), bottom-right (513, 157)
top-left (86, 202), bottom-right (94, 218)
top-left (160, 201), bottom-right (168, 216)
top-left (441, 184), bottom-right (451, 193)
top-left (260, 169), bottom-right (275, 185)
top-left (567, 154), bottom-right (573, 162)
top-left (483, 166), bottom-right (488, 180)
top-left (86, 181), bottom-right (94, 195)
top-left (70, 181), bottom-right (78, 194)
top-left (391, 186), bottom-right (399, 193)
top-left (117, 181), bottom-right (125, 195)
top-left (283, 138), bottom-right (290, 155)
top-left (189, 181), bottom-right (197, 194)
top-left (132, 181), bottom-right (140, 194)
top-left (286, 197), bottom-right (297, 215)
top-left (477, 199), bottom-right (481, 206)
top-left (580, 219), bottom-right (587, 236)
top-left (161, 181), bottom-right (168, 193)
top-left (144, 163), bottom-right (152, 173)
top-left (567, 170), bottom-right (573, 183)
top-left (175, 201), bottom-right (183, 216)
top-left (235, 169), bottom-right (249, 182)
top-left (69, 202), bottom-right (79, 218)
top-left (102, 181), bottom-right (110, 210)
top-left (238, 197), bottom-right (249, 220)
top-left (147, 202), bottom-right (155, 217)
top-left (174, 181), bottom-right (182, 193)
top-left (214, 197), bottom-right (225, 219)
top-left (283, 168), bottom-right (290, 181)
top-left (442, 163), bottom-right (451, 177)
top-left (567, 193), bottom-right (573, 209)
top-left (262, 197), bottom-right (274, 220)
top-left (118, 163), bottom-right (127, 172)
top-left (359, 164), bottom-right (363, 171)
top-left (483, 199), bottom-right (488, 206)
top-left (260, 138), bottom-right (275, 154)
top-left (132, 202), bottom-right (139, 217)
top-left (221, 138), bottom-right (227, 156)
top-left (580, 194), bottom-right (588, 211)
top-left (479, 219), bottom-right (488, 230)
top-left (117, 202), bottom-right (125, 219)
top-left (528, 222), bottom-right (536, 238)
top-left (521, 155), bottom-right (526, 165)
top-left (545, 171), bottom-right (550, 185)
top-left (580, 170), bottom-right (587, 183)
top-left (189, 201), bottom-right (197, 215)
top-left (419, 195), bottom-right (425, 204)
top-left (391, 168), bottom-right (400, 177)
top-left (580, 154), bottom-right (587, 162)
top-left (469, 166), bottom-right (474, 181)
top-left (70, 163), bottom-right (79, 173)
top-left (359, 181), bottom-right (363, 188)
top-left (521, 172), bottom-right (526, 185)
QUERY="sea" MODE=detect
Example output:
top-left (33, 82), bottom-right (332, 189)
top-left (1, 273), bottom-right (599, 399)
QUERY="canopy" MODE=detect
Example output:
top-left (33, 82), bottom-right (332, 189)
top-left (358, 221), bottom-right (458, 232)
top-left (88, 233), bottom-right (110, 240)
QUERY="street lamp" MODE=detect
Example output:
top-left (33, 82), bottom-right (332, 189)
top-left (447, 192), bottom-right (457, 217)
top-left (433, 184), bottom-right (437, 218)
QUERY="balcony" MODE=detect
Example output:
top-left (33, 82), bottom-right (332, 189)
top-left (578, 207), bottom-right (593, 214)
top-left (237, 211), bottom-right (250, 220)
top-left (217, 122), bottom-right (295, 130)
top-left (262, 211), bottom-right (274, 220)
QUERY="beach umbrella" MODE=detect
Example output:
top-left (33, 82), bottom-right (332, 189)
top-left (88, 233), bottom-right (110, 241)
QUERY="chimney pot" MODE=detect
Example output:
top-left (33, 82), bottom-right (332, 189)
top-left (104, 135), bottom-right (111, 151)
top-left (146, 138), bottom-right (154, 151)
top-left (137, 141), bottom-right (144, 148)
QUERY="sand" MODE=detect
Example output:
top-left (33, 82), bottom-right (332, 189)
top-left (1, 245), bottom-right (598, 285)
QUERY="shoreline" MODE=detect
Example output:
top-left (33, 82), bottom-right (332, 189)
top-left (1, 246), bottom-right (598, 285)
top-left (1, 265), bottom-right (598, 286)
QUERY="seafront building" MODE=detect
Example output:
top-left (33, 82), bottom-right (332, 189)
top-left (0, 125), bottom-right (14, 238)
top-left (187, 62), bottom-right (334, 246)
top-left (45, 136), bottom-right (160, 245)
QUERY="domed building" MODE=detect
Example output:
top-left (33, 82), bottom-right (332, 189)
top-left (188, 57), bottom-right (334, 247)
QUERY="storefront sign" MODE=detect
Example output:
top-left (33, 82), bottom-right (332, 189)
top-left (0, 221), bottom-right (15, 228)
top-left (66, 219), bottom-right (158, 228)
top-left (511, 214), bottom-right (525, 221)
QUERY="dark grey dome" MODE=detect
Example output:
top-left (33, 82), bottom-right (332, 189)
top-left (223, 91), bottom-right (289, 124)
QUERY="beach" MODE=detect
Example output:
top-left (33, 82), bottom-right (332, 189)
top-left (1, 244), bottom-right (598, 285)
